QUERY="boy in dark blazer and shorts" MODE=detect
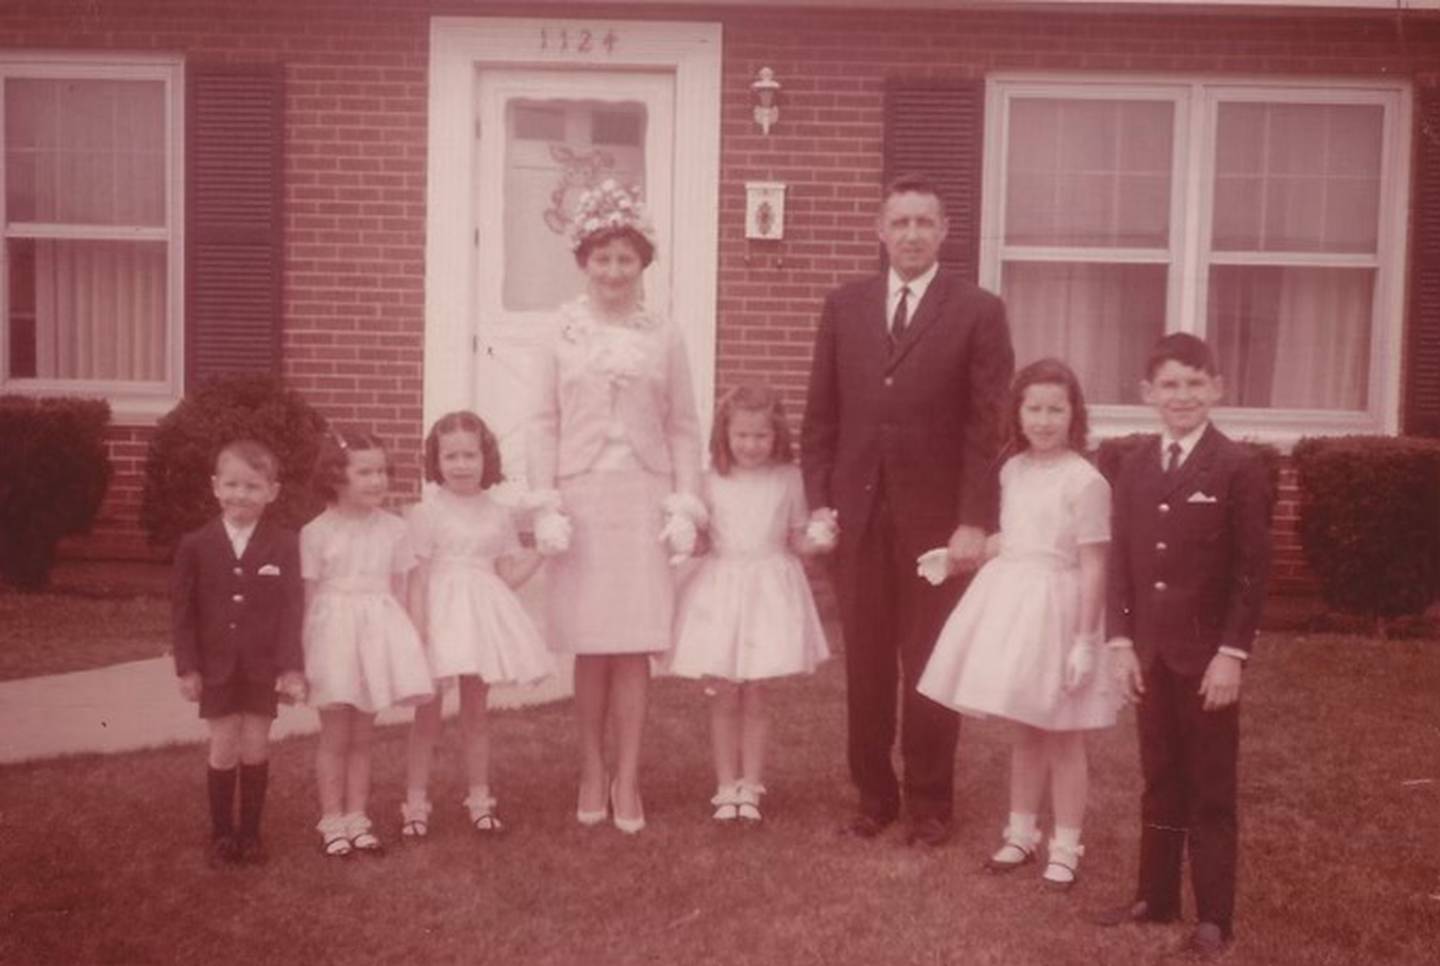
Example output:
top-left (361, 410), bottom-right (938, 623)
top-left (1098, 333), bottom-right (1272, 957)
top-left (173, 440), bottom-right (305, 866)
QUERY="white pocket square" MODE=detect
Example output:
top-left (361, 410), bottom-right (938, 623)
top-left (257, 564), bottom-right (281, 576)
top-left (1186, 492), bottom-right (1218, 504)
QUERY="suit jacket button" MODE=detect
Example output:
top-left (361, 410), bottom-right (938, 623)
top-left (884, 376), bottom-right (894, 387)
top-left (228, 622), bottom-right (238, 630)
top-left (232, 593), bottom-right (244, 603)
top-left (233, 567), bottom-right (243, 576)
top-left (1154, 580), bottom-right (1167, 592)
top-left (1158, 503), bottom-right (1170, 513)
top-left (1156, 541), bottom-right (1167, 551)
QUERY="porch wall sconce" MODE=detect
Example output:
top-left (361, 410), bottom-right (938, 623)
top-left (752, 67), bottom-right (780, 135)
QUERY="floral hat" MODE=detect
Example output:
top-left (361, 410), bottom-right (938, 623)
top-left (567, 179), bottom-right (657, 252)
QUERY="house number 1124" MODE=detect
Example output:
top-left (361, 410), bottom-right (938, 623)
top-left (539, 28), bottom-right (619, 55)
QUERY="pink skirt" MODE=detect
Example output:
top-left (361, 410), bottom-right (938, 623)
top-left (547, 468), bottom-right (675, 654)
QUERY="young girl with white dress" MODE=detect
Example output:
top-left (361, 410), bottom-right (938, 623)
top-left (301, 431), bottom-right (434, 857)
top-left (917, 359), bottom-right (1116, 889)
top-left (667, 385), bottom-right (832, 822)
top-left (401, 411), bottom-right (549, 838)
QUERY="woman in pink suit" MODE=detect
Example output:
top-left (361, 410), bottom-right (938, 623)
top-left (529, 181), bottom-right (703, 834)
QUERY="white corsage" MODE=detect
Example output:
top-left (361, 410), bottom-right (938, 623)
top-left (523, 489), bottom-right (571, 556)
top-left (804, 507), bottom-right (839, 553)
top-left (588, 326), bottom-right (648, 389)
top-left (659, 492), bottom-right (708, 565)
top-left (535, 509), bottom-right (572, 556)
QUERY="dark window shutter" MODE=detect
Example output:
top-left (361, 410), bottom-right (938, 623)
top-left (1406, 84), bottom-right (1440, 438)
top-left (882, 79), bottom-right (985, 281)
top-left (185, 63), bottom-right (283, 388)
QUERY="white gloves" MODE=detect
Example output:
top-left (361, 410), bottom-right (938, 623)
top-left (915, 547), bottom-right (951, 586)
top-left (1064, 634), bottom-right (1101, 691)
top-left (660, 492), bottom-right (708, 565)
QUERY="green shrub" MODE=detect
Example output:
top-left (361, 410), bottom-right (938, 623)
top-left (0, 396), bottom-right (112, 590)
top-left (1094, 432), bottom-right (1282, 494)
top-left (141, 375), bottom-right (328, 550)
top-left (1293, 435), bottom-right (1440, 624)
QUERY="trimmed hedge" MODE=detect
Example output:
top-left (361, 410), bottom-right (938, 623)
top-left (141, 375), bottom-right (328, 550)
top-left (1293, 435), bottom-right (1440, 622)
top-left (0, 396), bottom-right (112, 590)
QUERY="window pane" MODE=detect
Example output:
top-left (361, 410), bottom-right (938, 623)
top-left (1212, 102), bottom-right (1382, 254)
top-left (1005, 98), bottom-right (1173, 248)
top-left (1002, 261), bottom-right (1166, 404)
top-left (501, 98), bottom-right (646, 313)
top-left (5, 238), bottom-right (167, 382)
top-left (4, 78), bottom-right (166, 227)
top-left (1208, 264), bottom-right (1372, 410)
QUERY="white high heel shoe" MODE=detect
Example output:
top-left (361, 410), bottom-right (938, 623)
top-left (610, 780), bottom-right (646, 835)
top-left (576, 778), bottom-right (608, 827)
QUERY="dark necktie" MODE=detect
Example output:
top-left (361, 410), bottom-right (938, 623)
top-left (891, 286), bottom-right (911, 346)
top-left (1165, 441), bottom-right (1182, 474)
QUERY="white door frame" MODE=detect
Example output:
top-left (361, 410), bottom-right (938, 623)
top-left (424, 16), bottom-right (722, 445)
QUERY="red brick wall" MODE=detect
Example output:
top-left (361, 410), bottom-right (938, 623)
top-left (12, 1), bottom-right (1440, 595)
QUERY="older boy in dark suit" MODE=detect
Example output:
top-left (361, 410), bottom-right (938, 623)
top-left (173, 440), bottom-right (305, 866)
top-left (1097, 334), bottom-right (1272, 957)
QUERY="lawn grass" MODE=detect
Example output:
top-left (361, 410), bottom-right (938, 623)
top-left (2, 633), bottom-right (1438, 965)
top-left (0, 592), bottom-right (169, 681)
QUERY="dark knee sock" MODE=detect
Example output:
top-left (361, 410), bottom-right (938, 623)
top-left (207, 766), bottom-right (238, 840)
top-left (238, 762), bottom-right (270, 839)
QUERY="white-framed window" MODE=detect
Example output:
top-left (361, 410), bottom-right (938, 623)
top-left (1, 54), bottom-right (184, 423)
top-left (980, 75), bottom-right (1411, 444)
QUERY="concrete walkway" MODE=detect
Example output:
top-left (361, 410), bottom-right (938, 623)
top-left (3, 563), bottom-right (578, 766)
top-left (0, 656), bottom-right (574, 766)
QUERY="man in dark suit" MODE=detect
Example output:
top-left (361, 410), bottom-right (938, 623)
top-left (173, 439), bottom-right (305, 866)
top-left (1098, 333), bottom-right (1272, 957)
top-left (801, 174), bottom-right (1013, 846)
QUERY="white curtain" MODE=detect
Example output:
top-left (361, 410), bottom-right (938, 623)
top-left (1006, 97), bottom-right (1174, 248)
top-left (1209, 266), bottom-right (1371, 410)
top-left (1212, 102), bottom-right (1382, 255)
top-left (6, 77), bottom-right (167, 382)
top-left (33, 240), bottom-right (166, 381)
top-left (1003, 262), bottom-right (1165, 405)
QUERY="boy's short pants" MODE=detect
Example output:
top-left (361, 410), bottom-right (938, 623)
top-left (199, 678), bottom-right (279, 720)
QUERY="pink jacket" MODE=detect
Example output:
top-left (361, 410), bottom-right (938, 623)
top-left (529, 299), bottom-right (702, 495)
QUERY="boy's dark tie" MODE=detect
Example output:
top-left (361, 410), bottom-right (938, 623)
top-left (1165, 441), bottom-right (1182, 474)
top-left (890, 285), bottom-right (911, 346)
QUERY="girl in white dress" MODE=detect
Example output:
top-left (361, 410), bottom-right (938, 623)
top-left (668, 385), bottom-right (832, 822)
top-left (302, 431), bottom-right (434, 857)
top-left (401, 411), bottom-right (548, 838)
top-left (917, 359), bottom-right (1115, 889)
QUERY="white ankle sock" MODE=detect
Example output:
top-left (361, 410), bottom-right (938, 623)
top-left (1052, 825), bottom-right (1082, 850)
top-left (1007, 812), bottom-right (1039, 840)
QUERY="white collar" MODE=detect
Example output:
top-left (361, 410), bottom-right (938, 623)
top-left (1160, 422), bottom-right (1209, 466)
top-left (888, 262), bottom-right (939, 304)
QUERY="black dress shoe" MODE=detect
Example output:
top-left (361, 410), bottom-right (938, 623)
top-left (1093, 899), bottom-right (1178, 927)
top-left (1180, 923), bottom-right (1228, 958)
top-left (235, 834), bottom-right (268, 866)
top-left (904, 817), bottom-right (952, 848)
top-left (207, 834), bottom-right (239, 869)
top-left (839, 813), bottom-right (894, 839)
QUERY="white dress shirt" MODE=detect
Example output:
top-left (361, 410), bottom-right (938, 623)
top-left (886, 262), bottom-right (939, 336)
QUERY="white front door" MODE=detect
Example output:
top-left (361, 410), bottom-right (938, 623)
top-left (471, 67), bottom-right (675, 480)
top-left (425, 18), bottom-right (721, 487)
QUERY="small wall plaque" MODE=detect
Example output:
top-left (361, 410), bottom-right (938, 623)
top-left (744, 181), bottom-right (787, 241)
